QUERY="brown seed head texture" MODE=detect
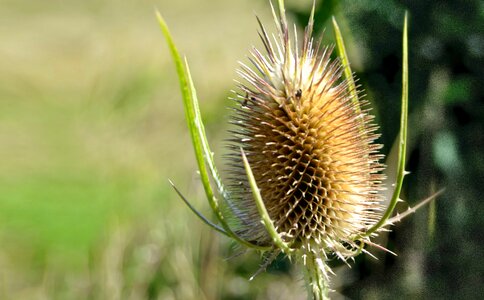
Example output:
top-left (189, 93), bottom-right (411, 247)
top-left (226, 11), bottom-right (385, 259)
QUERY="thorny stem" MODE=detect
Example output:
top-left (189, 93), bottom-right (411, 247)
top-left (303, 251), bottom-right (330, 300)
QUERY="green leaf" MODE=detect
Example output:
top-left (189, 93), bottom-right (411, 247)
top-left (155, 11), bottom-right (226, 201)
top-left (332, 16), bottom-right (360, 114)
top-left (241, 148), bottom-right (293, 254)
top-left (386, 188), bottom-right (445, 224)
top-left (365, 12), bottom-right (409, 236)
top-left (184, 60), bottom-right (229, 201)
top-left (156, 11), bottom-right (269, 251)
top-left (169, 179), bottom-right (228, 236)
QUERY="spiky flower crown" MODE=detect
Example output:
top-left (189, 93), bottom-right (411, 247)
top-left (226, 3), bottom-right (385, 261)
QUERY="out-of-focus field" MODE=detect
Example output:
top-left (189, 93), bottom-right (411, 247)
top-left (0, 0), bottom-right (308, 299)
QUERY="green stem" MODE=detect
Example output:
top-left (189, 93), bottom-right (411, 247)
top-left (304, 251), bottom-right (330, 300)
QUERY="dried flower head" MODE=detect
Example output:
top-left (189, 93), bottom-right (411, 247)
top-left (226, 3), bottom-right (385, 261)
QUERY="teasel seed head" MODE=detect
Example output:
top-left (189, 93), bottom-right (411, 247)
top-left (225, 5), bottom-right (386, 262)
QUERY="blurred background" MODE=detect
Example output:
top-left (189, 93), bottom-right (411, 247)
top-left (0, 0), bottom-right (482, 299)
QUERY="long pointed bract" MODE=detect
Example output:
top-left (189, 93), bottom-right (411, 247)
top-left (241, 148), bottom-right (293, 254)
top-left (156, 11), bottom-right (270, 251)
top-left (169, 179), bottom-right (229, 236)
top-left (387, 188), bottom-right (445, 224)
top-left (332, 17), bottom-right (360, 114)
top-left (365, 12), bottom-right (409, 236)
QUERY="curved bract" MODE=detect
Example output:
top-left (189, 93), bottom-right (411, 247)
top-left (156, 11), bottom-right (270, 251)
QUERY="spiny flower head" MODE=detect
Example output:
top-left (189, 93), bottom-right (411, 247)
top-left (225, 3), bottom-right (386, 260)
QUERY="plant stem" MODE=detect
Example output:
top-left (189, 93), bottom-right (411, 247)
top-left (304, 251), bottom-right (330, 300)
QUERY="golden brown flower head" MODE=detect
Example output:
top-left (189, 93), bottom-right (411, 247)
top-left (225, 8), bottom-right (385, 259)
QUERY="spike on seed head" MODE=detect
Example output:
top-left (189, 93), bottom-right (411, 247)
top-left (225, 5), bottom-right (386, 260)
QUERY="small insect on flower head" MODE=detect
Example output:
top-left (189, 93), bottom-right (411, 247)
top-left (225, 1), bottom-right (385, 262)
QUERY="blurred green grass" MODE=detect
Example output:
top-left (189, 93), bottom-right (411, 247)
top-left (0, 1), bottom-right (311, 298)
top-left (0, 0), bottom-right (269, 296)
